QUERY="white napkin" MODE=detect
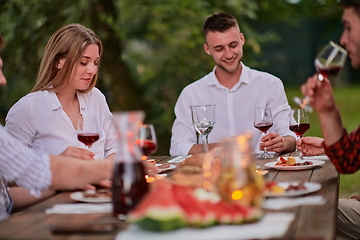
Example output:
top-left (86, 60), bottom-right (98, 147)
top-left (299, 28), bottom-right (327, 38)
top-left (262, 196), bottom-right (326, 210)
top-left (115, 212), bottom-right (295, 240)
top-left (302, 155), bottom-right (329, 161)
top-left (45, 203), bottom-right (112, 214)
top-left (167, 155), bottom-right (189, 163)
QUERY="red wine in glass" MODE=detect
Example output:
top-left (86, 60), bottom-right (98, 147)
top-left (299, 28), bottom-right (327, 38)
top-left (137, 124), bottom-right (158, 160)
top-left (112, 161), bottom-right (149, 220)
top-left (135, 139), bottom-right (157, 157)
top-left (289, 109), bottom-right (310, 159)
top-left (77, 116), bottom-right (99, 150)
top-left (77, 133), bottom-right (100, 147)
top-left (254, 122), bottom-right (273, 133)
top-left (254, 107), bottom-right (274, 159)
top-left (317, 66), bottom-right (342, 79)
top-left (294, 41), bottom-right (347, 112)
top-left (289, 123), bottom-right (310, 137)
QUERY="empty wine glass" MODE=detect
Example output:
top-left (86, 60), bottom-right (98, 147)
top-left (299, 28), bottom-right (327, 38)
top-left (190, 105), bottom-right (216, 153)
top-left (135, 124), bottom-right (158, 160)
top-left (253, 107), bottom-right (274, 159)
top-left (289, 109), bottom-right (310, 159)
top-left (77, 116), bottom-right (99, 150)
top-left (294, 41), bottom-right (347, 112)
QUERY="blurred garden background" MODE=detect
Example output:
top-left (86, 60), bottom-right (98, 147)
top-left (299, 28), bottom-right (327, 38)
top-left (1, 0), bottom-right (360, 197)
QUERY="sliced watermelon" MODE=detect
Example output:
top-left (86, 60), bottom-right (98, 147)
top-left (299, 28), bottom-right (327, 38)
top-left (172, 184), bottom-right (216, 227)
top-left (127, 179), bottom-right (187, 231)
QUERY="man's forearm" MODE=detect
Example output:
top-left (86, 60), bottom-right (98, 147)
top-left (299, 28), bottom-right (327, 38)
top-left (188, 143), bottom-right (220, 155)
top-left (318, 107), bottom-right (344, 146)
top-left (50, 155), bottom-right (113, 190)
top-left (281, 135), bottom-right (296, 153)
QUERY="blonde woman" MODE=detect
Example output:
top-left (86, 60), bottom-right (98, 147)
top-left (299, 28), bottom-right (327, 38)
top-left (5, 24), bottom-right (117, 160)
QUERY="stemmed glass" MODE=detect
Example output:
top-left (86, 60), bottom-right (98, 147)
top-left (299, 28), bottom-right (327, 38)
top-left (294, 41), bottom-right (347, 112)
top-left (253, 107), bottom-right (274, 159)
top-left (135, 124), bottom-right (158, 160)
top-left (77, 116), bottom-right (99, 150)
top-left (190, 104), bottom-right (216, 153)
top-left (289, 109), bottom-right (310, 159)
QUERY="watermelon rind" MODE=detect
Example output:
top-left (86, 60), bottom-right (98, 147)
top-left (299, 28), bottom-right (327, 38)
top-left (135, 216), bottom-right (187, 232)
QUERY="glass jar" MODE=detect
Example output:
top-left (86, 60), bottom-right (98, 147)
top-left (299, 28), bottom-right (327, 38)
top-left (111, 111), bottom-right (149, 220)
top-left (205, 133), bottom-right (264, 208)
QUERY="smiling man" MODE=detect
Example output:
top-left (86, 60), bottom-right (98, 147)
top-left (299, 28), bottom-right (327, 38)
top-left (170, 12), bottom-right (296, 156)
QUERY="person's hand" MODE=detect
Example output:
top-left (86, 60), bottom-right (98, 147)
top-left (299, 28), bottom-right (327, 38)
top-left (60, 146), bottom-right (95, 160)
top-left (301, 74), bottom-right (336, 113)
top-left (142, 160), bottom-right (158, 177)
top-left (351, 195), bottom-right (360, 202)
top-left (297, 136), bottom-right (325, 156)
top-left (260, 132), bottom-right (284, 153)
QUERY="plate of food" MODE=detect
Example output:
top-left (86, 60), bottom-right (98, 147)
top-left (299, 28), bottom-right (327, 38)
top-left (156, 163), bottom-right (176, 172)
top-left (70, 189), bottom-right (112, 203)
top-left (264, 181), bottom-right (322, 197)
top-left (264, 156), bottom-right (325, 170)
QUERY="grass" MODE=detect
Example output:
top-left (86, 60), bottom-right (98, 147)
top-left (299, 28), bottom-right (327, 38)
top-left (285, 85), bottom-right (360, 198)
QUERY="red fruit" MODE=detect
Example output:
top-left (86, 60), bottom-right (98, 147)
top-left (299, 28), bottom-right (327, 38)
top-left (172, 184), bottom-right (216, 227)
top-left (127, 179), bottom-right (187, 231)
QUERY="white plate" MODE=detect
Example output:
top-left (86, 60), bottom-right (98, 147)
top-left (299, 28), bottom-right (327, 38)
top-left (264, 182), bottom-right (322, 197)
top-left (264, 159), bottom-right (325, 170)
top-left (302, 155), bottom-right (329, 161)
top-left (70, 191), bottom-right (111, 203)
top-left (156, 163), bottom-right (176, 172)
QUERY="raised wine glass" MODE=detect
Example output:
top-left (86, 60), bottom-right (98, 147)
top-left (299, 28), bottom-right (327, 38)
top-left (289, 109), bottom-right (310, 159)
top-left (77, 116), bottom-right (99, 150)
top-left (294, 41), bottom-right (347, 112)
top-left (135, 124), bottom-right (158, 160)
top-left (190, 104), bottom-right (216, 154)
top-left (254, 107), bottom-right (274, 159)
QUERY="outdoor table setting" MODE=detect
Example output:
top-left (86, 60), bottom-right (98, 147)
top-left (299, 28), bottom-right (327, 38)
top-left (0, 144), bottom-right (339, 240)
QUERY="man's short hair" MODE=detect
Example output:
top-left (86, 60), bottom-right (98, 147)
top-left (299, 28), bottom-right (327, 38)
top-left (202, 12), bottom-right (239, 39)
top-left (338, 0), bottom-right (360, 16)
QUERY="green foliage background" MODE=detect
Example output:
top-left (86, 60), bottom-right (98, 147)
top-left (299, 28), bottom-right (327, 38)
top-left (0, 0), bottom-right (342, 155)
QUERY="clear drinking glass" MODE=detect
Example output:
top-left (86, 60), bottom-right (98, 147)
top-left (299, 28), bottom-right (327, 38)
top-left (77, 116), bottom-right (99, 150)
top-left (289, 109), bottom-right (310, 159)
top-left (294, 41), bottom-right (347, 112)
top-left (190, 104), bottom-right (216, 153)
top-left (135, 124), bottom-right (158, 160)
top-left (253, 107), bottom-right (274, 159)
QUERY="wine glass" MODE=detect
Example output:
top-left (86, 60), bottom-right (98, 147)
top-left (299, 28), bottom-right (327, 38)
top-left (190, 104), bottom-right (216, 153)
top-left (294, 41), bottom-right (347, 112)
top-left (77, 116), bottom-right (99, 150)
top-left (253, 107), bottom-right (274, 159)
top-left (135, 124), bottom-right (158, 160)
top-left (289, 109), bottom-right (310, 159)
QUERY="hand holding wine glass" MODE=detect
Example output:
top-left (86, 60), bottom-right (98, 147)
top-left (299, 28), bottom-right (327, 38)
top-left (294, 41), bottom-right (347, 112)
top-left (253, 107), bottom-right (274, 159)
top-left (190, 104), bottom-right (216, 154)
top-left (289, 109), bottom-right (310, 159)
top-left (135, 124), bottom-right (158, 160)
top-left (77, 116), bottom-right (100, 150)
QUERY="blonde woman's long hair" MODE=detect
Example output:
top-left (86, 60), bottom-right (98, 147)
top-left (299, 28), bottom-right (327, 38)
top-left (32, 23), bottom-right (103, 94)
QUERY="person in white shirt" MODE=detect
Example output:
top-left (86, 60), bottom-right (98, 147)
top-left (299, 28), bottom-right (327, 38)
top-left (3, 24), bottom-right (119, 212)
top-left (5, 23), bottom-right (117, 161)
top-left (0, 35), bottom-right (113, 221)
top-left (170, 12), bottom-right (296, 156)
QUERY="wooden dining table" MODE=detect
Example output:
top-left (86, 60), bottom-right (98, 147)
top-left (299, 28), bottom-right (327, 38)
top-left (0, 153), bottom-right (339, 240)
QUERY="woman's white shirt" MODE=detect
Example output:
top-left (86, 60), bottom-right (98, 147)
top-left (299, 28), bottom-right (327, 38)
top-left (4, 88), bottom-right (117, 160)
